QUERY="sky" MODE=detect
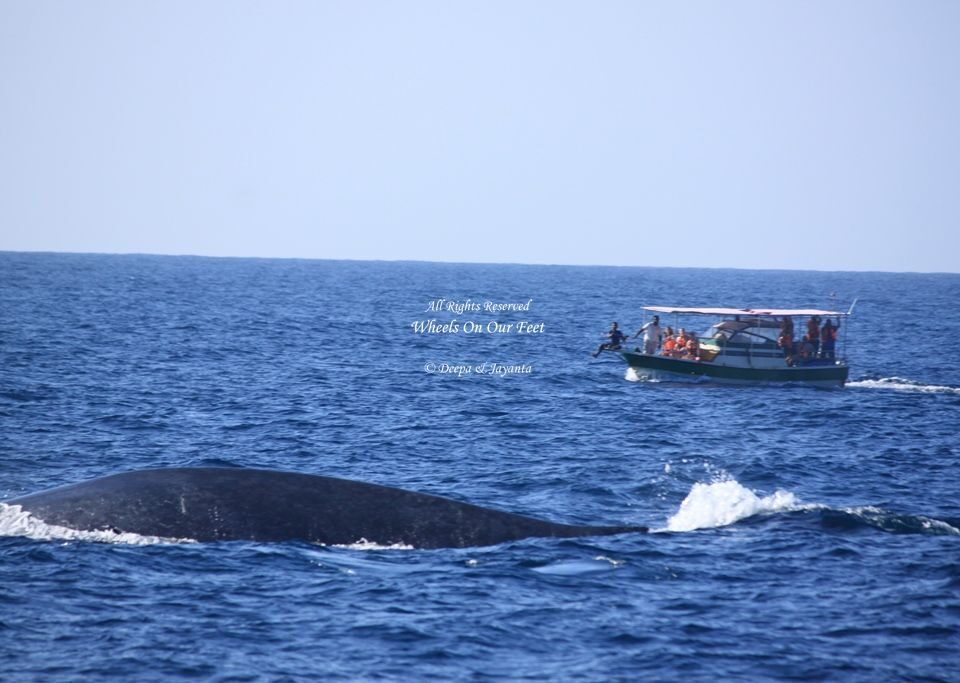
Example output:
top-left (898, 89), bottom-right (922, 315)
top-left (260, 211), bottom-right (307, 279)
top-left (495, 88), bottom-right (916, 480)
top-left (1, 1), bottom-right (958, 272)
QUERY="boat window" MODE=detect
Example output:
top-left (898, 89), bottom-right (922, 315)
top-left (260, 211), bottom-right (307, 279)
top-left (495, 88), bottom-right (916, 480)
top-left (738, 328), bottom-right (779, 345)
top-left (745, 318), bottom-right (780, 330)
top-left (714, 321), bottom-right (749, 331)
top-left (710, 328), bottom-right (731, 341)
top-left (707, 320), bottom-right (748, 340)
top-left (706, 319), bottom-right (783, 344)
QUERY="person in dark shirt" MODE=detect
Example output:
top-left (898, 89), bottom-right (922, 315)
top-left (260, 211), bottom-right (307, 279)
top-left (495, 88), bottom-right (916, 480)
top-left (592, 322), bottom-right (627, 357)
top-left (778, 317), bottom-right (795, 365)
top-left (820, 318), bottom-right (840, 359)
top-left (806, 316), bottom-right (821, 356)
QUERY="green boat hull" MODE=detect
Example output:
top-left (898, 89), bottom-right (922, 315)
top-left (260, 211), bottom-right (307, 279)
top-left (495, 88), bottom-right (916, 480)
top-left (619, 350), bottom-right (849, 387)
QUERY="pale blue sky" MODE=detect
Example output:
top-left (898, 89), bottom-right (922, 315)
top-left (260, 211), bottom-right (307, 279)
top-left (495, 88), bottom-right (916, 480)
top-left (2, 1), bottom-right (958, 272)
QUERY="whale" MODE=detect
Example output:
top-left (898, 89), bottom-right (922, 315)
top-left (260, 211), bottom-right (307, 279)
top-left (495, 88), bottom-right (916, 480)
top-left (4, 467), bottom-right (648, 548)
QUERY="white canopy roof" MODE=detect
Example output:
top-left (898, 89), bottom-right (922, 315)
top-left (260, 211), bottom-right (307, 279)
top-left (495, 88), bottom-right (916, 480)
top-left (643, 306), bottom-right (847, 317)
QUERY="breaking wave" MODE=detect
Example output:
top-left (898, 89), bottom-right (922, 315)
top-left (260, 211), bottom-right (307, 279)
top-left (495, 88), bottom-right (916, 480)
top-left (663, 479), bottom-right (803, 532)
top-left (661, 478), bottom-right (960, 536)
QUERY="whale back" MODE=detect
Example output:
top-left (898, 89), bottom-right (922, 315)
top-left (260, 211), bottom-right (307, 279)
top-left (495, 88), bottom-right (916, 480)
top-left (7, 468), bottom-right (646, 548)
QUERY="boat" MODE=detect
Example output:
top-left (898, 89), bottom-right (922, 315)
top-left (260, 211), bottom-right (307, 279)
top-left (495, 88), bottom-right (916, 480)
top-left (616, 306), bottom-right (852, 387)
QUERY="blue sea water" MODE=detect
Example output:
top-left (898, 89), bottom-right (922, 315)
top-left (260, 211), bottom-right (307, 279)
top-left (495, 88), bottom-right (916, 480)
top-left (1, 251), bottom-right (959, 682)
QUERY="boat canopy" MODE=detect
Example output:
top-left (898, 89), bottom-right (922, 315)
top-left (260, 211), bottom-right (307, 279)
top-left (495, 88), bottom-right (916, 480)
top-left (642, 306), bottom-right (848, 317)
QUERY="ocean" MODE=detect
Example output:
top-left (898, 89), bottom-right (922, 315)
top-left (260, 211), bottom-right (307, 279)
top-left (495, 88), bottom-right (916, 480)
top-left (2, 252), bottom-right (958, 682)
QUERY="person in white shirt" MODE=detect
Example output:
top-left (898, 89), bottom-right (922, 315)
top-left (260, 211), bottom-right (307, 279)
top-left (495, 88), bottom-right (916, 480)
top-left (635, 315), bottom-right (663, 355)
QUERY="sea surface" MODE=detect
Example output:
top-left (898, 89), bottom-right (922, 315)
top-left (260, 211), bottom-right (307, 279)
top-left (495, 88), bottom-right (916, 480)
top-left (2, 252), bottom-right (959, 682)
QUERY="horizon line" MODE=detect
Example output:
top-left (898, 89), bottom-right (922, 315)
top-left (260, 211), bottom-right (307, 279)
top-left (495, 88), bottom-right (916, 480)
top-left (1, 248), bottom-right (956, 276)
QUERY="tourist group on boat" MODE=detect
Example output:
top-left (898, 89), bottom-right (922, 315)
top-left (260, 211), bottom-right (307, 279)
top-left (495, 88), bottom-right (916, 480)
top-left (594, 312), bottom-right (841, 366)
top-left (777, 315), bottom-right (840, 365)
top-left (591, 304), bottom-right (853, 387)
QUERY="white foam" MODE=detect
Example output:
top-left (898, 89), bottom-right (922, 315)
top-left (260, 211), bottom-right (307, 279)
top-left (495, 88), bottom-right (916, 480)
top-left (920, 518), bottom-right (960, 535)
top-left (625, 367), bottom-right (650, 383)
top-left (847, 377), bottom-right (960, 395)
top-left (0, 503), bottom-right (194, 545)
top-left (332, 538), bottom-right (415, 551)
top-left (840, 505), bottom-right (960, 535)
top-left (594, 554), bottom-right (625, 567)
top-left (532, 557), bottom-right (622, 575)
top-left (664, 479), bottom-right (801, 532)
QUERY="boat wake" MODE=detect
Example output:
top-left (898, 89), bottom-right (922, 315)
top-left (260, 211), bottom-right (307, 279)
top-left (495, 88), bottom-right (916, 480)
top-left (847, 376), bottom-right (960, 395)
top-left (661, 478), bottom-right (960, 536)
top-left (625, 367), bottom-right (655, 383)
top-left (625, 367), bottom-right (711, 384)
top-left (0, 503), bottom-right (194, 545)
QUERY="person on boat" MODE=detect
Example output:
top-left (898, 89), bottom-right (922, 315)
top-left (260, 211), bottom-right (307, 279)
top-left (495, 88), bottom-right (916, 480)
top-left (684, 334), bottom-right (700, 360)
top-left (592, 322), bottom-right (627, 357)
top-left (673, 329), bottom-right (688, 356)
top-left (778, 318), bottom-right (795, 365)
top-left (806, 316), bottom-right (821, 356)
top-left (820, 318), bottom-right (840, 359)
top-left (798, 334), bottom-right (816, 363)
top-left (780, 317), bottom-right (794, 340)
top-left (634, 315), bottom-right (663, 355)
top-left (661, 327), bottom-right (676, 356)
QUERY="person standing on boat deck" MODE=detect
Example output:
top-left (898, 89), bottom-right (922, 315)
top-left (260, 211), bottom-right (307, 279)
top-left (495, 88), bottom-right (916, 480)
top-left (806, 316), bottom-right (821, 356)
top-left (592, 322), bottom-right (627, 357)
top-left (780, 317), bottom-right (794, 342)
top-left (635, 315), bottom-right (663, 355)
top-left (798, 334), bottom-right (816, 363)
top-left (778, 317), bottom-right (795, 365)
top-left (820, 318), bottom-right (840, 359)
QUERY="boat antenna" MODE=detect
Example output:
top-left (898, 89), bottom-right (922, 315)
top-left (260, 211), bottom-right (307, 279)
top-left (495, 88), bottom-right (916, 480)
top-left (846, 297), bottom-right (858, 316)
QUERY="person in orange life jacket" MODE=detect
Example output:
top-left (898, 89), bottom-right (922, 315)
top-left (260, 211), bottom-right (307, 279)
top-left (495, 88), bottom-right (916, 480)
top-left (592, 322), bottom-right (627, 357)
top-left (661, 326), bottom-right (676, 356)
top-left (675, 329), bottom-right (689, 355)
